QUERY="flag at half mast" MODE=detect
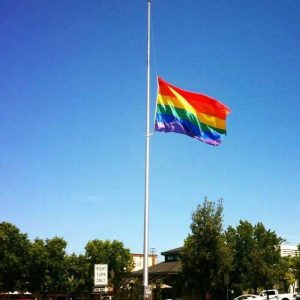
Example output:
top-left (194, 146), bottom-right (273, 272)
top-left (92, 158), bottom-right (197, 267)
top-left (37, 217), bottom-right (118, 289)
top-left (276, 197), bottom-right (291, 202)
top-left (154, 77), bottom-right (231, 146)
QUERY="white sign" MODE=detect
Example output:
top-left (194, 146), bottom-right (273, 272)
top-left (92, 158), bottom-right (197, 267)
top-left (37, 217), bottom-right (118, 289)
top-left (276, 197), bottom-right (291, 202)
top-left (94, 264), bottom-right (108, 286)
top-left (94, 287), bottom-right (109, 293)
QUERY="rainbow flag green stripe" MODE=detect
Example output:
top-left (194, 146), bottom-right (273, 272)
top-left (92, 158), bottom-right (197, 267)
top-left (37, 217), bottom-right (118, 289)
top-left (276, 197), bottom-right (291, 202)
top-left (156, 104), bottom-right (226, 135)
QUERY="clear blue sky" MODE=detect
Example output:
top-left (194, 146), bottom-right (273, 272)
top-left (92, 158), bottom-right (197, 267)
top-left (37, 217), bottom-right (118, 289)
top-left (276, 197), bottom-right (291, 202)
top-left (1, 0), bottom-right (299, 257)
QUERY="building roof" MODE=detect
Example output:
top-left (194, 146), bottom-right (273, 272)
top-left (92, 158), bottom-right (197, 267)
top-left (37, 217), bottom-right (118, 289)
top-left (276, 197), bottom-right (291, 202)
top-left (161, 247), bottom-right (183, 256)
top-left (133, 261), bottom-right (182, 275)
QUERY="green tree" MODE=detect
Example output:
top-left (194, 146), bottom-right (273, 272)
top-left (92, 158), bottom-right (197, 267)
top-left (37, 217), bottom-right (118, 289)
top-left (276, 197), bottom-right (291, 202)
top-left (29, 238), bottom-right (47, 293)
top-left (181, 199), bottom-right (233, 299)
top-left (291, 245), bottom-right (300, 294)
top-left (45, 237), bottom-right (68, 292)
top-left (0, 222), bottom-right (31, 292)
top-left (65, 253), bottom-right (90, 296)
top-left (276, 256), bottom-right (296, 292)
top-left (226, 221), bottom-right (283, 293)
top-left (85, 239), bottom-right (134, 295)
top-left (29, 237), bottom-right (68, 297)
top-left (225, 221), bottom-right (255, 293)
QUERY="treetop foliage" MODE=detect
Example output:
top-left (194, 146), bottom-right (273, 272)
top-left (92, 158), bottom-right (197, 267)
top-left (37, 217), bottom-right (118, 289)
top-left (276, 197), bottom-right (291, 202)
top-left (1, 199), bottom-right (299, 299)
top-left (0, 222), bottom-right (133, 296)
top-left (181, 198), bottom-right (299, 299)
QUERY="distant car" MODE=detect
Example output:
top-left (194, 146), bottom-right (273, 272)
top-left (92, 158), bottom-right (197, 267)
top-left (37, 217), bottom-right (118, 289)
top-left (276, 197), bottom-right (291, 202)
top-left (234, 295), bottom-right (264, 300)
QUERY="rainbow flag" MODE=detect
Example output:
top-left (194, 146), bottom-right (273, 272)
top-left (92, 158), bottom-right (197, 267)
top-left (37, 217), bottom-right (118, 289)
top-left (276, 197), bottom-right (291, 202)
top-left (154, 77), bottom-right (231, 146)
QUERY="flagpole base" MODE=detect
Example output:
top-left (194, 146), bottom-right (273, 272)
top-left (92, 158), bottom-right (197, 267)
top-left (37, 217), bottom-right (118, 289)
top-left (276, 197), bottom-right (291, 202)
top-left (144, 285), bottom-right (152, 299)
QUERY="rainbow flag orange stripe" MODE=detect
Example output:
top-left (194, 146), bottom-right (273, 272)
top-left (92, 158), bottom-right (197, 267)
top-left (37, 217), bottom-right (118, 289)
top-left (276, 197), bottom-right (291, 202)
top-left (155, 77), bottom-right (231, 146)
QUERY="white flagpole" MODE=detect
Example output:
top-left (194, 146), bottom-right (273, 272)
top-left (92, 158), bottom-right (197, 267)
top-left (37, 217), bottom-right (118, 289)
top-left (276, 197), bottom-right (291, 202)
top-left (143, 0), bottom-right (151, 298)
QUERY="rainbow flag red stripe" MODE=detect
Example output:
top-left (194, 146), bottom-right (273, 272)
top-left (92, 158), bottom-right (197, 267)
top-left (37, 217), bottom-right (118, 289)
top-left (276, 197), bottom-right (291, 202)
top-left (155, 77), bottom-right (231, 146)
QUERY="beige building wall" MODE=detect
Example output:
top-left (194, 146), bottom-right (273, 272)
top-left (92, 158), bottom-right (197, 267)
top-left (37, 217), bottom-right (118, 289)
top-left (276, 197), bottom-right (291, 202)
top-left (280, 245), bottom-right (299, 257)
top-left (131, 254), bottom-right (158, 271)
